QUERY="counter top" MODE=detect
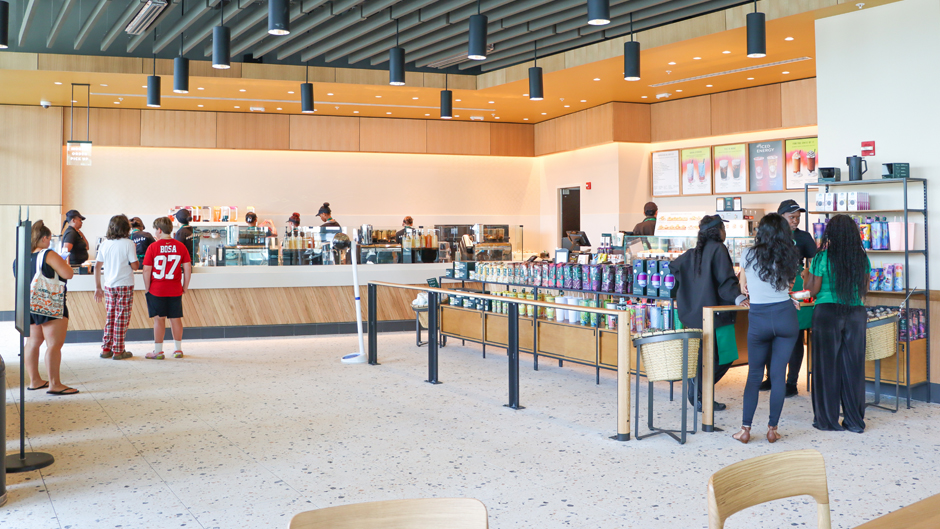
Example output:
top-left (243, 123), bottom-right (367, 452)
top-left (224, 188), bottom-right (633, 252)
top-left (66, 263), bottom-right (450, 292)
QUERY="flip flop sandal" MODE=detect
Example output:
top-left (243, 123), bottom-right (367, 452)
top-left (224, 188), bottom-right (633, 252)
top-left (27, 382), bottom-right (50, 391)
top-left (47, 387), bottom-right (79, 396)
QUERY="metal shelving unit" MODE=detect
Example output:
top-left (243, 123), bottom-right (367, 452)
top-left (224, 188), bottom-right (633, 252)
top-left (805, 178), bottom-right (930, 407)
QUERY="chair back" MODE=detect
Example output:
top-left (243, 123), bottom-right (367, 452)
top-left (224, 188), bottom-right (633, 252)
top-left (288, 498), bottom-right (488, 529)
top-left (707, 449), bottom-right (830, 529)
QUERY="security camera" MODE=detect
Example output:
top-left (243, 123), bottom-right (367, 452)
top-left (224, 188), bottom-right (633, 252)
top-left (40, 100), bottom-right (52, 109)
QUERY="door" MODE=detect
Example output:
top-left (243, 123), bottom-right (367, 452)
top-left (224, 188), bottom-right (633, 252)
top-left (559, 187), bottom-right (580, 246)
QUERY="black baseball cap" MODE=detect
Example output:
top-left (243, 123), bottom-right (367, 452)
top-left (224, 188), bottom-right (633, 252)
top-left (643, 201), bottom-right (658, 216)
top-left (777, 199), bottom-right (806, 215)
top-left (701, 214), bottom-right (729, 230)
top-left (65, 209), bottom-right (86, 221)
top-left (175, 209), bottom-right (192, 223)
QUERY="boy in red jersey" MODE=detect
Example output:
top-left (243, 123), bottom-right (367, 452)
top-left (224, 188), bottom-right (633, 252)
top-left (143, 217), bottom-right (192, 359)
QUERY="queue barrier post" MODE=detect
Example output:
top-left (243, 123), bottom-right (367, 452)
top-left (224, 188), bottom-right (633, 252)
top-left (505, 301), bottom-right (524, 410)
top-left (367, 283), bottom-right (379, 365)
top-left (426, 291), bottom-right (441, 384)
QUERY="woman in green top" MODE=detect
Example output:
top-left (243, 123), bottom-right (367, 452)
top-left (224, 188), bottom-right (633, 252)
top-left (805, 215), bottom-right (871, 433)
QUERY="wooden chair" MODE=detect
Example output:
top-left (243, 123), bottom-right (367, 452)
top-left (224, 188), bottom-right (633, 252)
top-left (288, 498), bottom-right (488, 529)
top-left (707, 449), bottom-right (831, 529)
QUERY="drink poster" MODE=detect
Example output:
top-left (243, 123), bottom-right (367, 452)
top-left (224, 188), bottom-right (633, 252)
top-left (680, 147), bottom-right (712, 195)
top-left (651, 150), bottom-right (681, 196)
top-left (785, 137), bottom-right (819, 190)
top-left (748, 140), bottom-right (784, 192)
top-left (713, 143), bottom-right (747, 193)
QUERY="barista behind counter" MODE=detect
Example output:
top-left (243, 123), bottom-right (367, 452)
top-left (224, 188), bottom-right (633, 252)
top-left (317, 202), bottom-right (340, 228)
top-left (632, 202), bottom-right (658, 236)
top-left (395, 216), bottom-right (414, 243)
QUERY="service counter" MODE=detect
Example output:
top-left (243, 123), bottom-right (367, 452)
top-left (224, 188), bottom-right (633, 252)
top-left (64, 264), bottom-right (449, 336)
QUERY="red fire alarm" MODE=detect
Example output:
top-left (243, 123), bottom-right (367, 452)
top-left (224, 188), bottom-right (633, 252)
top-left (585, 182), bottom-right (592, 190)
top-left (861, 141), bottom-right (875, 156)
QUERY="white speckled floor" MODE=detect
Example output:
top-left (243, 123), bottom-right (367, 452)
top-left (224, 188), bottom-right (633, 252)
top-left (1, 322), bottom-right (938, 529)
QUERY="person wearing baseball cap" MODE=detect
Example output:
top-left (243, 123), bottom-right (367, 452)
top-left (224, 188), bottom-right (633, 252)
top-left (61, 209), bottom-right (89, 265)
top-left (757, 199), bottom-right (818, 397)
top-left (632, 202), bottom-right (658, 236)
top-left (174, 209), bottom-right (196, 264)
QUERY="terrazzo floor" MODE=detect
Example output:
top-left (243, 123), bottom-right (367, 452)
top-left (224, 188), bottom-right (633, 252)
top-left (1, 322), bottom-right (938, 529)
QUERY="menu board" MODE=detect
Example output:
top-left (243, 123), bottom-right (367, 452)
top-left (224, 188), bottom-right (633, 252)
top-left (713, 144), bottom-right (747, 193)
top-left (785, 137), bottom-right (819, 190)
top-left (651, 150), bottom-right (681, 196)
top-left (748, 140), bottom-right (785, 192)
top-left (653, 211), bottom-right (707, 237)
top-left (680, 147), bottom-right (712, 195)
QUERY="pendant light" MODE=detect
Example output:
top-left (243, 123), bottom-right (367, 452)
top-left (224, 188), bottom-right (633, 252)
top-left (301, 64), bottom-right (314, 114)
top-left (212, 2), bottom-right (231, 70)
top-left (147, 37), bottom-right (161, 108)
top-left (268, 0), bottom-right (290, 36)
top-left (173, 0), bottom-right (189, 93)
top-left (440, 77), bottom-right (452, 119)
top-left (623, 14), bottom-right (640, 82)
top-left (468, 0), bottom-right (487, 60)
top-left (528, 43), bottom-right (543, 101)
top-left (587, 0), bottom-right (610, 26)
top-left (746, 0), bottom-right (766, 58)
top-left (389, 20), bottom-right (405, 86)
top-left (0, 1), bottom-right (9, 49)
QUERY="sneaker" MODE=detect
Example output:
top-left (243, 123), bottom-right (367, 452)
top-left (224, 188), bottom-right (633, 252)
top-left (173, 351), bottom-right (184, 359)
top-left (100, 349), bottom-right (113, 359)
top-left (145, 351), bottom-right (165, 360)
top-left (785, 384), bottom-right (799, 398)
top-left (759, 378), bottom-right (772, 391)
top-left (112, 351), bottom-right (133, 360)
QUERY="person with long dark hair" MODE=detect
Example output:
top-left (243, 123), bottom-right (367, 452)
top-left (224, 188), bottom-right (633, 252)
top-left (732, 214), bottom-right (800, 444)
top-left (671, 215), bottom-right (748, 411)
top-left (805, 214), bottom-right (871, 433)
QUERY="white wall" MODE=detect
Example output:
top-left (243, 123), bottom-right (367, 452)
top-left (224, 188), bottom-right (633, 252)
top-left (816, 0), bottom-right (940, 288)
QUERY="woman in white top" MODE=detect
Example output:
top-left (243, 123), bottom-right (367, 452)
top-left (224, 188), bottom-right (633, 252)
top-left (94, 215), bottom-right (140, 360)
top-left (734, 213), bottom-right (801, 444)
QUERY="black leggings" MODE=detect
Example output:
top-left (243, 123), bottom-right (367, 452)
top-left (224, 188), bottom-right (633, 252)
top-left (811, 304), bottom-right (867, 432)
top-left (688, 335), bottom-right (732, 404)
top-left (762, 328), bottom-right (804, 386)
top-left (742, 300), bottom-right (798, 427)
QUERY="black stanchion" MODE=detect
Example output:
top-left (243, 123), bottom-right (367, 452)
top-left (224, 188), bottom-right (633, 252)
top-left (367, 283), bottom-right (379, 365)
top-left (426, 292), bottom-right (441, 384)
top-left (505, 302), bottom-right (524, 410)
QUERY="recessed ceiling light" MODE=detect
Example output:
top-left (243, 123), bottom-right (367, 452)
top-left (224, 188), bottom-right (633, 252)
top-left (668, 62), bottom-right (676, 65)
top-left (198, 87), bottom-right (205, 90)
top-left (198, 104), bottom-right (204, 108)
top-left (593, 78), bottom-right (601, 81)
top-left (234, 106), bottom-right (240, 109)
top-left (72, 100), bottom-right (77, 103)
top-left (722, 50), bottom-right (731, 54)
top-left (693, 57), bottom-right (701, 60)
top-left (455, 99), bottom-right (462, 102)
top-left (782, 71), bottom-right (790, 74)
top-left (488, 101), bottom-right (494, 104)
top-left (413, 97), bottom-right (419, 100)
top-left (425, 113), bottom-right (430, 116)
top-left (785, 37), bottom-right (794, 41)
top-left (375, 95), bottom-right (381, 98)
top-left (641, 96), bottom-right (647, 99)
top-left (541, 112), bottom-right (547, 115)
top-left (495, 117), bottom-right (500, 119)
top-left (113, 101), bottom-right (120, 104)
top-left (676, 89), bottom-right (683, 92)
top-left (142, 85), bottom-right (147, 88)
top-left (277, 107), bottom-right (282, 110)
top-left (706, 84), bottom-right (713, 87)
top-left (386, 111), bottom-right (391, 114)
top-left (523, 118), bottom-right (529, 120)
top-left (239, 89), bottom-right (246, 92)
top-left (54, 81), bottom-right (62, 85)
top-left (523, 93), bottom-right (528, 96)
top-left (354, 111), bottom-right (360, 114)
top-left (747, 77), bottom-right (754, 80)
top-left (101, 84), bottom-right (108, 87)
top-left (327, 93), bottom-right (334, 96)
top-left (455, 115), bottom-right (460, 117)
top-left (564, 105), bottom-right (570, 108)
top-left (580, 99), bottom-right (586, 103)
top-left (288, 91), bottom-right (294, 94)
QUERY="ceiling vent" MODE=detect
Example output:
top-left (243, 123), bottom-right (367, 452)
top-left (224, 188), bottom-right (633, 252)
top-left (426, 44), bottom-right (495, 69)
top-left (125, 0), bottom-right (168, 35)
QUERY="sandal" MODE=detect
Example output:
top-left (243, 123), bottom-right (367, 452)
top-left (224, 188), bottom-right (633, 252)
top-left (173, 351), bottom-right (184, 359)
top-left (732, 426), bottom-right (751, 444)
top-left (767, 426), bottom-right (781, 443)
top-left (47, 387), bottom-right (79, 396)
top-left (27, 381), bottom-right (49, 391)
top-left (146, 351), bottom-right (165, 360)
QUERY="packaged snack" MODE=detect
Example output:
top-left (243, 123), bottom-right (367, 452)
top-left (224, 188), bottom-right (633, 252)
top-left (582, 265), bottom-right (592, 291)
top-left (614, 265), bottom-right (627, 294)
top-left (590, 264), bottom-right (601, 292)
top-left (563, 264), bottom-right (573, 289)
top-left (555, 263), bottom-right (565, 288)
top-left (572, 264), bottom-right (582, 290)
top-left (602, 264), bottom-right (613, 293)
top-left (547, 263), bottom-right (556, 288)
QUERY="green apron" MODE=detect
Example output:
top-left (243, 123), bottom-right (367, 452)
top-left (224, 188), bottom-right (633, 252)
top-left (715, 323), bottom-right (738, 365)
top-left (794, 266), bottom-right (814, 330)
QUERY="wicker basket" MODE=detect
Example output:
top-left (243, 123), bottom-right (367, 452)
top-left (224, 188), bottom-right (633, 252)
top-left (416, 309), bottom-right (429, 330)
top-left (865, 314), bottom-right (898, 362)
top-left (634, 329), bottom-right (701, 382)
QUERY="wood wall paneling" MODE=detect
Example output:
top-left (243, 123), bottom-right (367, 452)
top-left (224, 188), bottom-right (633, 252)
top-left (140, 110), bottom-right (217, 148)
top-left (187, 60), bottom-right (243, 78)
top-left (242, 63), bottom-right (306, 81)
top-left (423, 73), bottom-right (446, 89)
top-left (0, 105), bottom-right (62, 205)
top-left (446, 74), bottom-right (477, 91)
top-left (490, 123), bottom-right (535, 157)
top-left (534, 119), bottom-right (557, 156)
top-left (308, 66), bottom-right (336, 83)
top-left (38, 53), bottom-right (142, 74)
top-left (0, 51), bottom-right (38, 70)
top-left (335, 68), bottom-right (387, 86)
top-left (426, 121), bottom-right (491, 155)
top-left (64, 108), bottom-right (141, 146)
top-left (0, 205), bottom-right (63, 311)
top-left (710, 84), bottom-right (783, 136)
top-left (650, 95), bottom-right (712, 142)
top-left (216, 113), bottom-right (290, 150)
top-left (780, 78), bottom-right (818, 128)
top-left (611, 102), bottom-right (652, 143)
top-left (289, 115), bottom-right (360, 152)
top-left (405, 71), bottom-right (425, 87)
top-left (359, 118), bottom-right (427, 153)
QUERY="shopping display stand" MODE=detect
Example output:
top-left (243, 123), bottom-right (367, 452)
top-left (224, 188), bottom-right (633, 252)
top-left (805, 178), bottom-right (930, 407)
top-left (6, 207), bottom-right (56, 474)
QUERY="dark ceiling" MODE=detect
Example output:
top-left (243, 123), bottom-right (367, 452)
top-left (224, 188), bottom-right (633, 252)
top-left (5, 0), bottom-right (751, 74)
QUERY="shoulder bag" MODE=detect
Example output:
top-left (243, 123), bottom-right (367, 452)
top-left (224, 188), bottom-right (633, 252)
top-left (30, 249), bottom-right (65, 319)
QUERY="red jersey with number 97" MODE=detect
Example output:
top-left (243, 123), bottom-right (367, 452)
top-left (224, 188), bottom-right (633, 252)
top-left (143, 239), bottom-right (192, 297)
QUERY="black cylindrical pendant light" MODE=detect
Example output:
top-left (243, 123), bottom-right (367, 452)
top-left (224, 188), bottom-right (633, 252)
top-left (147, 76), bottom-right (161, 108)
top-left (389, 47), bottom-right (405, 86)
top-left (440, 89), bottom-right (453, 119)
top-left (0, 1), bottom-right (9, 50)
top-left (587, 0), bottom-right (610, 26)
top-left (268, 0), bottom-right (290, 36)
top-left (301, 82), bottom-right (314, 113)
top-left (173, 56), bottom-right (190, 93)
top-left (746, 3), bottom-right (766, 58)
top-left (623, 15), bottom-right (640, 81)
top-left (468, 14), bottom-right (488, 60)
top-left (528, 67), bottom-right (543, 101)
top-left (212, 4), bottom-right (231, 70)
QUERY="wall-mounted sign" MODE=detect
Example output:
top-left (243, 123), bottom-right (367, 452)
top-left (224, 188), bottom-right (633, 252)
top-left (680, 147), bottom-right (713, 195)
top-left (66, 141), bottom-right (92, 166)
top-left (785, 137), bottom-right (818, 190)
top-left (713, 143), bottom-right (748, 193)
top-left (748, 140), bottom-right (784, 192)
top-left (651, 150), bottom-right (680, 197)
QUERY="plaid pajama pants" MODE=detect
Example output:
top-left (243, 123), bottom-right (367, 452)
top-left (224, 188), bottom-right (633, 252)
top-left (102, 286), bottom-right (134, 353)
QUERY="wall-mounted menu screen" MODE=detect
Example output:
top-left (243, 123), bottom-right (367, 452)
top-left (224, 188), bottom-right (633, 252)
top-left (680, 147), bottom-right (713, 195)
top-left (651, 150), bottom-right (681, 197)
top-left (785, 137), bottom-right (819, 190)
top-left (713, 143), bottom-right (748, 194)
top-left (748, 140), bottom-right (785, 192)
